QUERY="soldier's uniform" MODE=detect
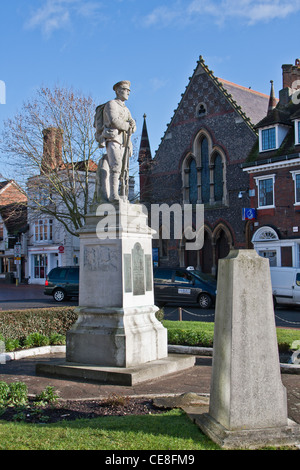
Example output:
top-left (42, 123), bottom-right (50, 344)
top-left (95, 80), bottom-right (136, 202)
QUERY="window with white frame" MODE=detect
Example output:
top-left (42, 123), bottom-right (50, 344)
top-left (255, 175), bottom-right (275, 208)
top-left (33, 254), bottom-right (47, 279)
top-left (259, 125), bottom-right (289, 152)
top-left (261, 127), bottom-right (276, 151)
top-left (291, 170), bottom-right (300, 205)
top-left (34, 219), bottom-right (53, 242)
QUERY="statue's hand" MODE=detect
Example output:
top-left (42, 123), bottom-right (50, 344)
top-left (128, 118), bottom-right (136, 131)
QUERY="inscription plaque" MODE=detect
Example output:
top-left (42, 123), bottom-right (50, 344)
top-left (84, 245), bottom-right (118, 272)
top-left (132, 242), bottom-right (145, 296)
top-left (124, 254), bottom-right (132, 293)
top-left (145, 254), bottom-right (153, 291)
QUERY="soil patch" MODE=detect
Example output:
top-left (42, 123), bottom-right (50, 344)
top-left (0, 397), bottom-right (167, 424)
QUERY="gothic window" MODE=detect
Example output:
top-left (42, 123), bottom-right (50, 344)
top-left (201, 137), bottom-right (210, 204)
top-left (189, 158), bottom-right (198, 204)
top-left (182, 130), bottom-right (226, 205)
top-left (213, 153), bottom-right (223, 202)
top-left (196, 102), bottom-right (207, 118)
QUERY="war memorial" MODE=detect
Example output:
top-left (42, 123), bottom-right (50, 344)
top-left (37, 80), bottom-right (300, 449)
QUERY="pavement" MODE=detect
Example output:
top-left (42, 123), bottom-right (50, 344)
top-left (0, 350), bottom-right (300, 427)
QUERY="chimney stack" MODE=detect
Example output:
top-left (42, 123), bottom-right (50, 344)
top-left (282, 59), bottom-right (300, 90)
top-left (41, 127), bottom-right (63, 173)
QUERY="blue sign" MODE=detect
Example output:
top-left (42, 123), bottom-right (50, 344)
top-left (152, 247), bottom-right (159, 267)
top-left (242, 208), bottom-right (257, 220)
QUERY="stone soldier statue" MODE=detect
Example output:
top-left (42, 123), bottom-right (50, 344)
top-left (94, 80), bottom-right (136, 203)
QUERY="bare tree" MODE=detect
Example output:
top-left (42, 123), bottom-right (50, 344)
top-left (0, 86), bottom-right (101, 236)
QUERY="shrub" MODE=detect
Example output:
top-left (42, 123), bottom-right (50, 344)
top-left (7, 382), bottom-right (28, 406)
top-left (34, 386), bottom-right (59, 405)
top-left (0, 307), bottom-right (78, 340)
top-left (0, 381), bottom-right (10, 405)
top-left (167, 328), bottom-right (213, 348)
top-left (49, 333), bottom-right (66, 345)
top-left (24, 333), bottom-right (50, 348)
top-left (5, 338), bottom-right (21, 352)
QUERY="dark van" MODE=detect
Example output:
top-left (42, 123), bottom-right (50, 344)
top-left (154, 267), bottom-right (217, 309)
top-left (44, 266), bottom-right (79, 302)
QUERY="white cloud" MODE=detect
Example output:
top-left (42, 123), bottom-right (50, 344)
top-left (143, 0), bottom-right (300, 28)
top-left (149, 77), bottom-right (169, 92)
top-left (25, 0), bottom-right (104, 37)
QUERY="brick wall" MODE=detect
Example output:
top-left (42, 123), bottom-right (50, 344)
top-left (147, 65), bottom-right (258, 266)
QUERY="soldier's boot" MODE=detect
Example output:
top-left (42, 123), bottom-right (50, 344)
top-left (109, 172), bottom-right (120, 203)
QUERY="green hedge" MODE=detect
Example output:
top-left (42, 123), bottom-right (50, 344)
top-left (0, 307), bottom-right (78, 341)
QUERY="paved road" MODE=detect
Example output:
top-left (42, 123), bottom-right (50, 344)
top-left (0, 283), bottom-right (78, 310)
top-left (1, 283), bottom-right (300, 330)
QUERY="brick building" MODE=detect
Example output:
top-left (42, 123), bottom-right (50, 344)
top-left (243, 60), bottom-right (300, 267)
top-left (139, 56), bottom-right (270, 273)
top-left (0, 180), bottom-right (27, 279)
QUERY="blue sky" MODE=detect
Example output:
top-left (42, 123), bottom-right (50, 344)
top-left (0, 0), bottom-right (299, 179)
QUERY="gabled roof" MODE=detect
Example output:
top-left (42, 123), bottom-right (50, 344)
top-left (0, 180), bottom-right (10, 192)
top-left (217, 78), bottom-right (273, 127)
top-left (254, 107), bottom-right (292, 128)
top-left (156, 56), bottom-right (270, 153)
top-left (0, 180), bottom-right (27, 206)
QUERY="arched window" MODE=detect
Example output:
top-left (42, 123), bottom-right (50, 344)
top-left (213, 153), bottom-right (223, 202)
top-left (201, 138), bottom-right (210, 204)
top-left (182, 130), bottom-right (227, 205)
top-left (189, 158), bottom-right (198, 204)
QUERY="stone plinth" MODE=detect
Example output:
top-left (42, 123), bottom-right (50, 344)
top-left (196, 250), bottom-right (300, 449)
top-left (66, 201), bottom-right (167, 368)
top-left (37, 201), bottom-right (197, 385)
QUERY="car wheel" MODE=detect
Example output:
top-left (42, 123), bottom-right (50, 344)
top-left (198, 293), bottom-right (212, 309)
top-left (53, 288), bottom-right (66, 302)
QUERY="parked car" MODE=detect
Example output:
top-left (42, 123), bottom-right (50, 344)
top-left (44, 266), bottom-right (79, 302)
top-left (270, 267), bottom-right (300, 307)
top-left (154, 267), bottom-right (217, 309)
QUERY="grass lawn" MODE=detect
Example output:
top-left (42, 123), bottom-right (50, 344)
top-left (0, 319), bottom-right (298, 451)
top-left (163, 320), bottom-right (300, 350)
top-left (0, 409), bottom-right (220, 451)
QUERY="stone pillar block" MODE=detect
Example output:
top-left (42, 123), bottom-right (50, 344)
top-left (196, 250), bottom-right (300, 449)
